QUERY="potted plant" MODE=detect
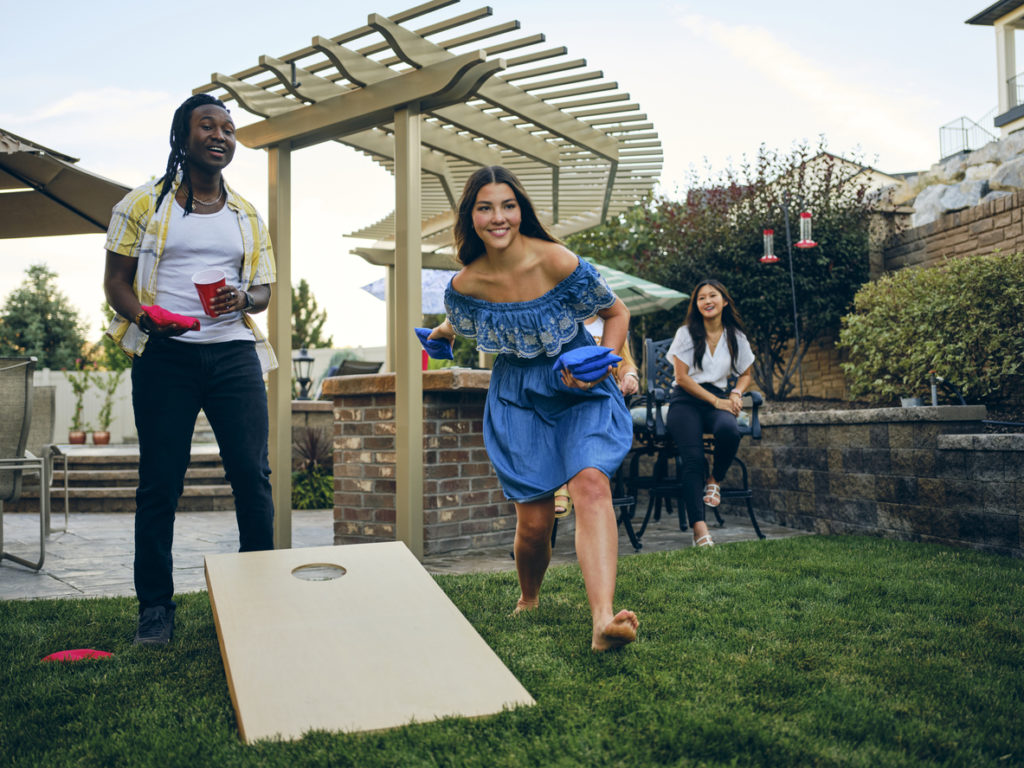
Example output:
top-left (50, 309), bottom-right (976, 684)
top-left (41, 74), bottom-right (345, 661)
top-left (66, 361), bottom-right (92, 444)
top-left (92, 369), bottom-right (124, 445)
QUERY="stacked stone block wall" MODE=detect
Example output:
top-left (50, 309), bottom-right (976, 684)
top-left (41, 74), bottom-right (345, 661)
top-left (883, 187), bottom-right (1024, 271)
top-left (735, 406), bottom-right (1022, 557)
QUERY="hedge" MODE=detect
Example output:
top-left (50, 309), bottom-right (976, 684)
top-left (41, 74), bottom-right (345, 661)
top-left (838, 251), bottom-right (1024, 404)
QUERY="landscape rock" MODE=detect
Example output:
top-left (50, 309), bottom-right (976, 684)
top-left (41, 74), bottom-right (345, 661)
top-left (995, 131), bottom-right (1024, 161)
top-left (980, 189), bottom-right (1013, 205)
top-left (941, 180), bottom-right (988, 210)
top-left (911, 184), bottom-right (950, 227)
top-left (988, 155), bottom-right (1024, 190)
top-left (964, 162), bottom-right (998, 181)
top-left (965, 141), bottom-right (1000, 165)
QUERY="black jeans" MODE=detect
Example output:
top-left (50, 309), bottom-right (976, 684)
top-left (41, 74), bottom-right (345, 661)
top-left (131, 337), bottom-right (274, 609)
top-left (664, 384), bottom-right (740, 527)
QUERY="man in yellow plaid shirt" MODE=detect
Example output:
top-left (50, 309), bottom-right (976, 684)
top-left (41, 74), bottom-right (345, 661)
top-left (103, 94), bottom-right (277, 646)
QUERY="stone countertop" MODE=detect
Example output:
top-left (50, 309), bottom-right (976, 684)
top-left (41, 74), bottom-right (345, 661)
top-left (321, 367), bottom-right (492, 397)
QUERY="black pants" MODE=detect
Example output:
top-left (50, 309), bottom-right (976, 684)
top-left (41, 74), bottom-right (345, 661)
top-left (664, 384), bottom-right (740, 527)
top-left (131, 337), bottom-right (274, 610)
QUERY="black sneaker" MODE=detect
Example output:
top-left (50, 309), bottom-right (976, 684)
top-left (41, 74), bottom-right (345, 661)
top-left (134, 605), bottom-right (175, 646)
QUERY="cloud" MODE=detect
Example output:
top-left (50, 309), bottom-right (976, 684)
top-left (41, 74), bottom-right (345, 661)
top-left (670, 12), bottom-right (940, 172)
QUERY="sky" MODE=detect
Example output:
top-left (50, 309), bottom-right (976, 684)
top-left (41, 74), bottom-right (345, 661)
top-left (0, 0), bottom-right (1000, 350)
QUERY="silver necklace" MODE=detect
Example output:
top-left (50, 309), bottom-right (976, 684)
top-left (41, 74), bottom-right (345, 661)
top-left (191, 187), bottom-right (224, 206)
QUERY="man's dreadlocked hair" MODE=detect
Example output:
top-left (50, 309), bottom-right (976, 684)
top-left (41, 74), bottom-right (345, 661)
top-left (155, 94), bottom-right (229, 215)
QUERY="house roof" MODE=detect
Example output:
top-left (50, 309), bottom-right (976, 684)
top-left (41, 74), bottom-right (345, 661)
top-left (966, 1), bottom-right (1024, 25)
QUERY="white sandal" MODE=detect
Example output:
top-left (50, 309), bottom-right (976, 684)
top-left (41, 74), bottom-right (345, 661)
top-left (702, 482), bottom-right (721, 507)
top-left (694, 534), bottom-right (714, 548)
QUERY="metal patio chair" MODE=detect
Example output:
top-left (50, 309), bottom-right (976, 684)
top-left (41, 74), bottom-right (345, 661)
top-left (0, 357), bottom-right (48, 570)
top-left (25, 384), bottom-right (68, 534)
top-left (621, 338), bottom-right (765, 544)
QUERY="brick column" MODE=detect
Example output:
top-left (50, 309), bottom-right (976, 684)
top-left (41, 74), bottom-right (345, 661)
top-left (323, 369), bottom-right (517, 555)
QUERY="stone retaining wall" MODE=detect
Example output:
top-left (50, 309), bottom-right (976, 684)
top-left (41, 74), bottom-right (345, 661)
top-left (737, 406), bottom-right (1022, 557)
top-left (883, 188), bottom-right (1024, 271)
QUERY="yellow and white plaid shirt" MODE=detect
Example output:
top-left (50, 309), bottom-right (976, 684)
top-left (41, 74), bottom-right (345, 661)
top-left (105, 175), bottom-right (278, 372)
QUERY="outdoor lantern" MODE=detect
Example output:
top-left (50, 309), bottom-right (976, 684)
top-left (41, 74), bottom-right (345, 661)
top-left (795, 211), bottom-right (817, 249)
top-left (760, 228), bottom-right (779, 263)
top-left (293, 347), bottom-right (314, 401)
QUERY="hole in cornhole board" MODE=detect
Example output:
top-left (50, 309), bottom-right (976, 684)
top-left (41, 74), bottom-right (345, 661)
top-left (291, 563), bottom-right (346, 581)
top-left (205, 541), bottom-right (535, 743)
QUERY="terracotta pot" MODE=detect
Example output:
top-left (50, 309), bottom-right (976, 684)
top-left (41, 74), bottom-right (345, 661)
top-left (91, 431), bottom-right (111, 445)
top-left (68, 430), bottom-right (86, 445)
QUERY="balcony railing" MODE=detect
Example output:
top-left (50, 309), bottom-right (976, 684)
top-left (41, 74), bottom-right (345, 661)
top-left (939, 111), bottom-right (996, 160)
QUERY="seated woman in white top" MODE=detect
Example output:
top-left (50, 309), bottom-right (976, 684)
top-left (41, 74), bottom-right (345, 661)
top-left (664, 279), bottom-right (755, 547)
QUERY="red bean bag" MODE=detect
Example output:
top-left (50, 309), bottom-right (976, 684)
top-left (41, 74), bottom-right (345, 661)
top-left (42, 649), bottom-right (113, 662)
top-left (142, 304), bottom-right (200, 331)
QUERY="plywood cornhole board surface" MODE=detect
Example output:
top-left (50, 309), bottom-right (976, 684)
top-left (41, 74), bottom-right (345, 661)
top-left (205, 541), bottom-right (535, 742)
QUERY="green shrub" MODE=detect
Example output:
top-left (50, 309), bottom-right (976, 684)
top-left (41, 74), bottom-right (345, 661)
top-left (839, 251), bottom-right (1024, 403)
top-left (291, 467), bottom-right (333, 510)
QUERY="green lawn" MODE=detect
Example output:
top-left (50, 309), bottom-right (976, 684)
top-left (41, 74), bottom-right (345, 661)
top-left (1, 535), bottom-right (1021, 767)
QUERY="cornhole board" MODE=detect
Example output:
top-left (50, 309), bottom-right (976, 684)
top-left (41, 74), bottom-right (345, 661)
top-left (205, 541), bottom-right (535, 743)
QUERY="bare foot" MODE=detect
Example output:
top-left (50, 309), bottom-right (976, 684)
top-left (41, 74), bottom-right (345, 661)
top-left (513, 597), bottom-right (539, 615)
top-left (591, 609), bottom-right (639, 652)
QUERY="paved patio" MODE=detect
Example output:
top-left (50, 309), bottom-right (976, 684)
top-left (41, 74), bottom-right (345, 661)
top-left (0, 507), bottom-right (803, 601)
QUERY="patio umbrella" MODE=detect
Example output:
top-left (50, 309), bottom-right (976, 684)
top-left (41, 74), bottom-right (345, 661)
top-left (0, 129), bottom-right (129, 239)
top-left (362, 262), bottom-right (686, 317)
top-left (361, 269), bottom-right (457, 315)
top-left (584, 258), bottom-right (687, 316)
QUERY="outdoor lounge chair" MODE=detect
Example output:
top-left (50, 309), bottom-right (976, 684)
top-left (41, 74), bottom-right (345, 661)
top-left (0, 357), bottom-right (48, 570)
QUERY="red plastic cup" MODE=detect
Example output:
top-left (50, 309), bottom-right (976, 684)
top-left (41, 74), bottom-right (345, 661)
top-left (192, 269), bottom-right (226, 317)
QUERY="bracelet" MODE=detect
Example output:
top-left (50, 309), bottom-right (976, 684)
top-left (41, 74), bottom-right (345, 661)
top-left (624, 371), bottom-right (639, 381)
top-left (134, 311), bottom-right (149, 333)
top-left (730, 389), bottom-right (743, 397)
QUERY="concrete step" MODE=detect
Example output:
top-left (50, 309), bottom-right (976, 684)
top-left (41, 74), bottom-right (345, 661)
top-left (53, 467), bottom-right (227, 489)
top-left (5, 443), bottom-right (232, 514)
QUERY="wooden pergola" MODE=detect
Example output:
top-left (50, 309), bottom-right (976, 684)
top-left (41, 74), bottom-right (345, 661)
top-left (193, 0), bottom-right (662, 557)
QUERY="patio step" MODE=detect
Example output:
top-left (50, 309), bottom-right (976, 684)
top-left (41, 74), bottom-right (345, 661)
top-left (4, 444), bottom-right (234, 514)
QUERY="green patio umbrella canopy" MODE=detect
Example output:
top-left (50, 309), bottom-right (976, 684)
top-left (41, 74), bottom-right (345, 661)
top-left (584, 258), bottom-right (687, 316)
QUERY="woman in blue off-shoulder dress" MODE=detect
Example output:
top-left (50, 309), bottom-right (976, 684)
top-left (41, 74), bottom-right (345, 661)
top-left (429, 166), bottom-right (638, 651)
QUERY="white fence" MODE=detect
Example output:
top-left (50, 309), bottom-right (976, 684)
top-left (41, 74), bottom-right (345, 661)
top-left (33, 369), bottom-right (136, 444)
top-left (32, 345), bottom-right (387, 444)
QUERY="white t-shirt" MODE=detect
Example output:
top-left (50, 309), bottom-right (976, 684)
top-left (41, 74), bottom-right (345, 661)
top-left (666, 326), bottom-right (755, 390)
top-left (157, 201), bottom-right (255, 344)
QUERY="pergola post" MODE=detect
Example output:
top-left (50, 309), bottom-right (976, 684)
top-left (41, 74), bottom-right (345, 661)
top-left (267, 142), bottom-right (293, 549)
top-left (393, 105), bottom-right (424, 558)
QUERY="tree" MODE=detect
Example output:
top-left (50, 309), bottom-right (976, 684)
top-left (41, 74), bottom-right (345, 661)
top-left (291, 278), bottom-right (333, 349)
top-left (0, 263), bottom-right (87, 369)
top-left (630, 140), bottom-right (875, 399)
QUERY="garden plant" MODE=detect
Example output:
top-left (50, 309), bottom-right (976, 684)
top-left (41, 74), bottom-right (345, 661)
top-left (839, 250), bottom-right (1024, 405)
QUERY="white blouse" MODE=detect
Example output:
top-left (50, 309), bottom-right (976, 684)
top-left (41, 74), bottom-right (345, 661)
top-left (666, 326), bottom-right (755, 390)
